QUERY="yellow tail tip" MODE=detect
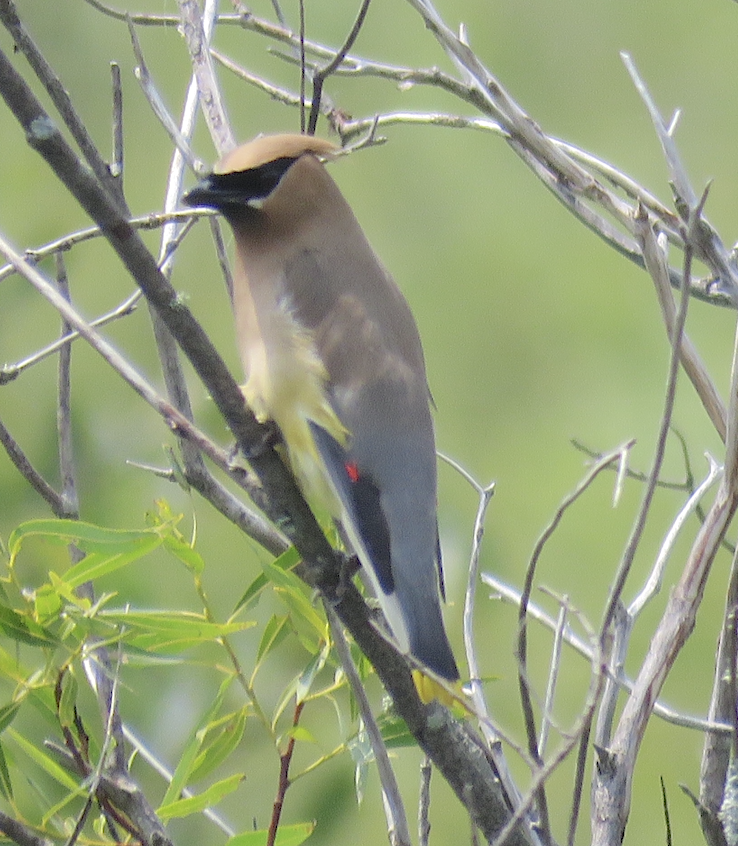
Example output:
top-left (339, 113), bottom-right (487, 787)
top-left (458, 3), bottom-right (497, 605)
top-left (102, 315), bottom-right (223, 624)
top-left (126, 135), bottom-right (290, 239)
top-left (412, 670), bottom-right (464, 708)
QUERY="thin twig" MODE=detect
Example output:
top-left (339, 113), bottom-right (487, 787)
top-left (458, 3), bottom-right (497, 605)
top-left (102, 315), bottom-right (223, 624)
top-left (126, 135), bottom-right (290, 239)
top-left (621, 52), bottom-right (738, 303)
top-left (328, 608), bottom-right (410, 846)
top-left (110, 62), bottom-right (123, 180)
top-left (0, 291), bottom-right (137, 384)
top-left (636, 206), bottom-right (728, 441)
top-left (266, 700), bottom-right (305, 846)
top-left (516, 443), bottom-right (631, 839)
top-left (299, 0), bottom-right (306, 133)
top-left (0, 416), bottom-right (63, 513)
top-left (177, 0), bottom-right (235, 157)
top-left (128, 17), bottom-right (203, 173)
top-left (628, 454), bottom-right (722, 619)
top-left (306, 0), bottom-right (372, 135)
top-left (460, 471), bottom-right (496, 732)
top-left (596, 199), bottom-right (698, 751)
top-left (0, 209), bottom-right (212, 279)
top-left (55, 254), bottom-right (79, 520)
top-left (438, 453), bottom-right (528, 815)
top-left (483, 572), bottom-right (733, 735)
top-left (268, 0), bottom-right (287, 29)
top-left (595, 451), bottom-right (722, 750)
top-left (700, 542), bottom-right (738, 832)
top-left (572, 438), bottom-right (689, 491)
top-left (418, 756), bottom-right (432, 846)
top-left (538, 601), bottom-right (567, 759)
top-left (567, 715), bottom-right (592, 846)
top-left (600, 206), bottom-right (696, 639)
top-left (0, 810), bottom-right (53, 846)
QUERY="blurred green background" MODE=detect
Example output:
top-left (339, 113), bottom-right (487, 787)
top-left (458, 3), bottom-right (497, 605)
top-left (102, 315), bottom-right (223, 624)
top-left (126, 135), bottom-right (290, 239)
top-left (2, 0), bottom-right (738, 843)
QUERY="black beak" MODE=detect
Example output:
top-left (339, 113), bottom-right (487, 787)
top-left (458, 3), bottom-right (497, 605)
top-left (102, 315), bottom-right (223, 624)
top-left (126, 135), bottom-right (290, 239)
top-left (182, 175), bottom-right (221, 209)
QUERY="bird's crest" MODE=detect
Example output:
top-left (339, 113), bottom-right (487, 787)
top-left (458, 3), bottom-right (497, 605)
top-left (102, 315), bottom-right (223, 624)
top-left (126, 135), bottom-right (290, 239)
top-left (215, 134), bottom-right (338, 175)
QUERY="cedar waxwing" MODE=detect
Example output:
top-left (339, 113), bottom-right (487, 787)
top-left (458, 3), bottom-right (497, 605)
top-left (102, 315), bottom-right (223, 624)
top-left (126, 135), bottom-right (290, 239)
top-left (184, 134), bottom-right (459, 697)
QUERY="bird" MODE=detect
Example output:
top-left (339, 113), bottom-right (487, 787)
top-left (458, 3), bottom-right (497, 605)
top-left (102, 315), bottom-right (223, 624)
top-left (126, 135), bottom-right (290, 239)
top-left (183, 133), bottom-right (459, 701)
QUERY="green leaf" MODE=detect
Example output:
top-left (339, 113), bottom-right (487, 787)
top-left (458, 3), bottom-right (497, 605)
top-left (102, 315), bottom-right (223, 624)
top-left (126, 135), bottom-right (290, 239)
top-left (57, 675), bottom-right (77, 730)
top-left (295, 643), bottom-right (329, 704)
top-left (355, 755), bottom-right (368, 806)
top-left (255, 614), bottom-right (290, 669)
top-left (163, 533), bottom-right (205, 576)
top-left (8, 519), bottom-right (164, 566)
top-left (8, 728), bottom-right (79, 790)
top-left (225, 821), bottom-right (315, 846)
top-left (235, 546), bottom-right (300, 613)
top-left (348, 725), bottom-right (373, 805)
top-left (57, 673), bottom-right (77, 730)
top-left (0, 703), bottom-right (20, 736)
top-left (99, 610), bottom-right (254, 654)
top-left (0, 741), bottom-right (13, 799)
top-left (158, 773), bottom-right (243, 820)
top-left (0, 605), bottom-right (57, 647)
top-left (188, 707), bottom-right (248, 784)
top-left (272, 676), bottom-right (299, 730)
top-left (62, 535), bottom-right (163, 588)
top-left (160, 676), bottom-right (234, 807)
top-left (0, 650), bottom-right (56, 722)
top-left (282, 725), bottom-right (316, 744)
top-left (32, 584), bottom-right (62, 623)
top-left (375, 711), bottom-right (415, 749)
top-left (262, 561), bottom-right (326, 641)
top-left (112, 647), bottom-right (187, 668)
top-left (0, 705), bottom-right (16, 801)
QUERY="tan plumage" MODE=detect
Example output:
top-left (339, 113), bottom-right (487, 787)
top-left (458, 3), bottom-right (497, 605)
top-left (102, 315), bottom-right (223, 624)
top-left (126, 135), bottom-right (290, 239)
top-left (184, 134), bottom-right (459, 692)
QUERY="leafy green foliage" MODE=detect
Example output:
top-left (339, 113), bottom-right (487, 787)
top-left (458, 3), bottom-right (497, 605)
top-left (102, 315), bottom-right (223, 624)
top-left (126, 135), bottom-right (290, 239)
top-left (225, 821), bottom-right (315, 846)
top-left (0, 507), bottom-right (380, 845)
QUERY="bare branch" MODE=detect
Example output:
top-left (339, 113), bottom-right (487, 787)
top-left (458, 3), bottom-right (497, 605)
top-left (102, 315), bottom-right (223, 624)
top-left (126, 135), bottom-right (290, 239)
top-left (54, 254), bottom-right (79, 520)
top-left (636, 208), bottom-right (728, 441)
top-left (628, 455), bottom-right (722, 619)
top-left (600, 207), bottom-right (694, 640)
top-left (128, 16), bottom-right (203, 173)
top-left (306, 0), bottom-right (372, 135)
top-left (328, 607), bottom-right (411, 846)
top-left (177, 0), bottom-right (234, 157)
top-left (539, 601), bottom-right (567, 759)
top-left (0, 811), bottom-right (52, 846)
top-left (439, 453), bottom-right (531, 824)
top-left (109, 61), bottom-right (123, 180)
top-left (484, 572), bottom-right (733, 736)
top-left (622, 52), bottom-right (738, 304)
top-left (700, 544), bottom-right (738, 838)
top-left (418, 756), bottom-right (432, 846)
top-left (0, 416), bottom-right (64, 513)
top-left (517, 443), bottom-right (630, 841)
